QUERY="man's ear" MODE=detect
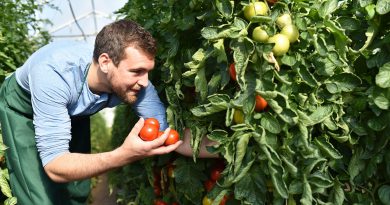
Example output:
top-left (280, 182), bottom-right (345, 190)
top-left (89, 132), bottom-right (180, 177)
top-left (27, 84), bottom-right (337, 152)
top-left (98, 53), bottom-right (111, 73)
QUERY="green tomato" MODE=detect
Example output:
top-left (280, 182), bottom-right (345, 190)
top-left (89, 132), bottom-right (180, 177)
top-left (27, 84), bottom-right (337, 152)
top-left (244, 2), bottom-right (268, 21)
top-left (281, 24), bottom-right (299, 43)
top-left (252, 27), bottom-right (269, 43)
top-left (233, 110), bottom-right (245, 124)
top-left (268, 34), bottom-right (290, 56)
top-left (276, 13), bottom-right (292, 29)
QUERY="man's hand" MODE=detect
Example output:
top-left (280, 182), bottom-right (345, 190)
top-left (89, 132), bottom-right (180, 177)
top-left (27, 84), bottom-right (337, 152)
top-left (44, 118), bottom-right (182, 183)
top-left (175, 128), bottom-right (219, 158)
top-left (116, 118), bottom-right (183, 164)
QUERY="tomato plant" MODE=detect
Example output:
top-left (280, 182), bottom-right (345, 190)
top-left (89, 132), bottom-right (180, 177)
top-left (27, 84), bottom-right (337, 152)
top-left (111, 0), bottom-right (390, 204)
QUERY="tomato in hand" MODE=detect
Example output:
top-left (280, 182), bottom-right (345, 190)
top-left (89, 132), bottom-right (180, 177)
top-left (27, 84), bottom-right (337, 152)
top-left (229, 63), bottom-right (236, 81)
top-left (140, 118), bottom-right (160, 141)
top-left (164, 129), bottom-right (180, 145)
top-left (145, 118), bottom-right (160, 130)
top-left (255, 95), bottom-right (268, 112)
top-left (140, 123), bottom-right (159, 141)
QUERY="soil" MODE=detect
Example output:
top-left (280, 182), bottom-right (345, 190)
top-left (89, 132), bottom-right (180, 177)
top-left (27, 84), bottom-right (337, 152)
top-left (89, 174), bottom-right (118, 205)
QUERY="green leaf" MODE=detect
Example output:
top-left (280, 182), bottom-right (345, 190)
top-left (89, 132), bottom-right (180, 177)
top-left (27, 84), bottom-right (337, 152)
top-left (234, 133), bottom-right (251, 174)
top-left (376, 0), bottom-right (390, 14)
top-left (269, 163), bottom-right (288, 199)
top-left (309, 106), bottom-right (333, 125)
top-left (300, 175), bottom-right (313, 205)
top-left (297, 67), bottom-right (319, 87)
top-left (207, 129), bottom-right (229, 143)
top-left (0, 171), bottom-right (12, 198)
top-left (234, 166), bottom-right (266, 205)
top-left (308, 171), bottom-right (333, 189)
top-left (191, 94), bottom-right (230, 117)
top-left (329, 179), bottom-right (345, 205)
top-left (314, 137), bottom-right (343, 159)
top-left (376, 62), bottom-right (390, 88)
top-left (4, 197), bottom-right (17, 205)
top-left (231, 37), bottom-right (255, 88)
top-left (261, 114), bottom-right (281, 134)
top-left (175, 158), bottom-right (207, 202)
top-left (319, 0), bottom-right (339, 18)
top-left (378, 185), bottom-right (390, 204)
top-left (215, 0), bottom-right (233, 19)
top-left (325, 73), bottom-right (362, 94)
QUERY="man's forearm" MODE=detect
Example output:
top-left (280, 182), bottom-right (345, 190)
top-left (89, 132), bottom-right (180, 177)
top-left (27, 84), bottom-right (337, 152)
top-left (44, 147), bottom-right (133, 183)
top-left (175, 128), bottom-right (219, 158)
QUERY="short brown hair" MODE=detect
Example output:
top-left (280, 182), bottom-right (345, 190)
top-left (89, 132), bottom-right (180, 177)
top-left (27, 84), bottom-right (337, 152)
top-left (93, 19), bottom-right (157, 66)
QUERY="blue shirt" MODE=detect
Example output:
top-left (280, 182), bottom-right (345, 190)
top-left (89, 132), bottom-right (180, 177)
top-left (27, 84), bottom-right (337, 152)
top-left (15, 41), bottom-right (168, 166)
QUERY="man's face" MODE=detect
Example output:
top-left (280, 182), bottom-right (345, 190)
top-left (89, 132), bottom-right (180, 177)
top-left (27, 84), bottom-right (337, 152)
top-left (106, 46), bottom-right (155, 104)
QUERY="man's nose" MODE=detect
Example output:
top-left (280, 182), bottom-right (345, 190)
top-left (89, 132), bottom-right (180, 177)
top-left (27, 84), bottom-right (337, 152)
top-left (138, 73), bottom-right (149, 87)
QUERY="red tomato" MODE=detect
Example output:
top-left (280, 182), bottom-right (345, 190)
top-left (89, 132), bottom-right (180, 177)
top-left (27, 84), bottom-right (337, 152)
top-left (255, 95), bottom-right (268, 112)
top-left (154, 199), bottom-right (168, 205)
top-left (154, 186), bottom-right (161, 196)
top-left (229, 63), bottom-right (237, 81)
top-left (171, 202), bottom-right (180, 205)
top-left (158, 131), bottom-right (164, 137)
top-left (164, 129), bottom-right (180, 145)
top-left (140, 124), bottom-right (159, 141)
top-left (204, 179), bottom-right (215, 192)
top-left (210, 168), bottom-right (223, 181)
top-left (219, 195), bottom-right (229, 205)
top-left (145, 118), bottom-right (160, 130)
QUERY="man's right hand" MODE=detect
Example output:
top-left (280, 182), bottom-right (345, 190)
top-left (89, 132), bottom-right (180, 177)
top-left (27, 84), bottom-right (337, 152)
top-left (116, 118), bottom-right (183, 164)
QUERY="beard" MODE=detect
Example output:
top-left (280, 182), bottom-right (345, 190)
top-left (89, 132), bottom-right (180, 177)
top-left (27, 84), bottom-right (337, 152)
top-left (112, 84), bottom-right (140, 104)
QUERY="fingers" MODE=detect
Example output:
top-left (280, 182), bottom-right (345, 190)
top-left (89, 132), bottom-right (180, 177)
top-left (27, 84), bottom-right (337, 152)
top-left (148, 127), bottom-right (170, 148)
top-left (129, 118), bottom-right (145, 136)
top-left (149, 140), bottom-right (183, 156)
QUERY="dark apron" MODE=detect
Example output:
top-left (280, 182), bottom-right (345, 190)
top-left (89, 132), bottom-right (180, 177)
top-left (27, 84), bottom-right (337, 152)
top-left (0, 74), bottom-right (91, 205)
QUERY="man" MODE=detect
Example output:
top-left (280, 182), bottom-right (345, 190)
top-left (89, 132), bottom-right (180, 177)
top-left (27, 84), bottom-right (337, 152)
top-left (0, 19), bottom-right (215, 205)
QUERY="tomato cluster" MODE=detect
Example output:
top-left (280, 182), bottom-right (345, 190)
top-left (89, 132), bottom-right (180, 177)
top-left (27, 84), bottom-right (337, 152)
top-left (139, 118), bottom-right (180, 145)
top-left (242, 1), bottom-right (299, 57)
top-left (202, 161), bottom-right (230, 205)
